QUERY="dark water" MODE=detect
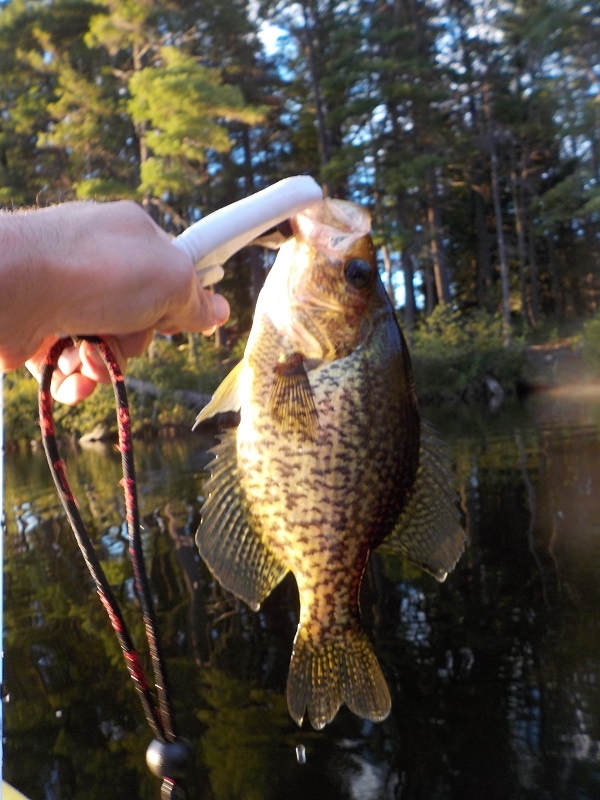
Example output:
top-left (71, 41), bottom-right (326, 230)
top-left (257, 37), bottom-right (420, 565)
top-left (3, 392), bottom-right (600, 800)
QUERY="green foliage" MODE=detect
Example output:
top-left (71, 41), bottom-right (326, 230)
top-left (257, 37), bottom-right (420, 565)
top-left (198, 668), bottom-right (292, 800)
top-left (2, 369), bottom-right (39, 443)
top-left (2, 0), bottom-right (599, 427)
top-left (138, 156), bottom-right (193, 199)
top-left (2, 335), bottom-right (241, 446)
top-left (411, 307), bottom-right (525, 402)
top-left (128, 46), bottom-right (266, 198)
top-left (38, 63), bottom-right (110, 152)
top-left (74, 177), bottom-right (138, 200)
top-left (582, 313), bottom-right (600, 374)
top-left (53, 382), bottom-right (121, 438)
top-left (128, 335), bottom-right (234, 395)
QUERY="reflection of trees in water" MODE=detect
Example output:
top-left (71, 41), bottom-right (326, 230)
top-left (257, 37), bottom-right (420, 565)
top-left (448, 417), bottom-right (600, 799)
top-left (3, 423), bottom-right (600, 799)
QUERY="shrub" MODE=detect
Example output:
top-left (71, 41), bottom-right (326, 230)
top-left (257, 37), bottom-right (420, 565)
top-left (128, 334), bottom-right (241, 395)
top-left (3, 369), bottom-right (39, 443)
top-left (3, 334), bottom-right (245, 446)
top-left (582, 313), bottom-right (600, 373)
top-left (410, 307), bottom-right (524, 402)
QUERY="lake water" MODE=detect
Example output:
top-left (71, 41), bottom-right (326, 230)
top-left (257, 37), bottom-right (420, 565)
top-left (2, 391), bottom-right (600, 800)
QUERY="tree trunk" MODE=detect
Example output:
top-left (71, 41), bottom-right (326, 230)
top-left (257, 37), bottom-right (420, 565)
top-left (427, 170), bottom-right (452, 305)
top-left (214, 326), bottom-right (226, 349)
top-left (249, 245), bottom-right (266, 307)
top-left (528, 215), bottom-right (540, 325)
top-left (590, 102), bottom-right (600, 187)
top-left (402, 252), bottom-right (416, 335)
top-left (510, 165), bottom-right (531, 325)
top-left (424, 262), bottom-right (437, 316)
top-left (300, 2), bottom-right (330, 192)
top-left (547, 233), bottom-right (562, 319)
top-left (484, 86), bottom-right (511, 344)
top-left (473, 185), bottom-right (493, 311)
top-left (381, 244), bottom-right (395, 304)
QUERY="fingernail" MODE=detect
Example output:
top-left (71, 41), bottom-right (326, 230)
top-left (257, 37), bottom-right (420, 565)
top-left (211, 294), bottom-right (230, 325)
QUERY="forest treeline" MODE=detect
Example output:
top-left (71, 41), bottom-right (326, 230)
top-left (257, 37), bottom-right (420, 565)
top-left (1, 0), bottom-right (599, 336)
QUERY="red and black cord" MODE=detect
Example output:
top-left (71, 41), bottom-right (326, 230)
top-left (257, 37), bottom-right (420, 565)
top-left (38, 336), bottom-right (192, 800)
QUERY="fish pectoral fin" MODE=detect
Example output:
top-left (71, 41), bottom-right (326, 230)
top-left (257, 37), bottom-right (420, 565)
top-left (267, 353), bottom-right (319, 441)
top-left (378, 421), bottom-right (466, 581)
top-left (193, 360), bottom-right (244, 429)
top-left (196, 431), bottom-right (288, 610)
top-left (287, 625), bottom-right (391, 730)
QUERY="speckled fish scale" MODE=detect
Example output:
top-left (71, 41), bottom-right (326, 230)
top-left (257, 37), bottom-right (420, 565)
top-left (195, 198), bottom-right (466, 730)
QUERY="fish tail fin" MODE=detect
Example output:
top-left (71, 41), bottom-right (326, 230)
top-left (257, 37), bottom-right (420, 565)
top-left (287, 624), bottom-right (391, 730)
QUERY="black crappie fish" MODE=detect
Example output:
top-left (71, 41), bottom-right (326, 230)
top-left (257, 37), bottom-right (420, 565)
top-left (195, 198), bottom-right (465, 729)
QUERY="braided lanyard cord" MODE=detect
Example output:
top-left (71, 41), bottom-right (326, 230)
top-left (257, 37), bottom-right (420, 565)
top-left (38, 336), bottom-right (191, 800)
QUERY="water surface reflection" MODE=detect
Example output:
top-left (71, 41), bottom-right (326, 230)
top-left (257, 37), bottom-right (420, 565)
top-left (3, 396), bottom-right (600, 799)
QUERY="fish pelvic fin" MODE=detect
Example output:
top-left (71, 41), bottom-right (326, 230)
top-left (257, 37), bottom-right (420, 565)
top-left (267, 353), bottom-right (319, 442)
top-left (287, 624), bottom-right (391, 730)
top-left (197, 432), bottom-right (288, 610)
top-left (379, 420), bottom-right (466, 581)
top-left (193, 360), bottom-right (244, 429)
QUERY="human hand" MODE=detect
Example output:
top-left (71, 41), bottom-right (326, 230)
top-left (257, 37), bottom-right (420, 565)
top-left (0, 200), bottom-right (229, 404)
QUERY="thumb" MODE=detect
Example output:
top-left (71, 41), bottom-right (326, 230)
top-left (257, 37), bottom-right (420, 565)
top-left (157, 286), bottom-right (230, 336)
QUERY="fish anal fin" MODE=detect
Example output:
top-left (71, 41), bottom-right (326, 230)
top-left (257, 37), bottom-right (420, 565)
top-left (196, 432), bottom-right (288, 610)
top-left (193, 360), bottom-right (244, 429)
top-left (287, 625), bottom-right (391, 730)
top-left (268, 353), bottom-right (319, 442)
top-left (379, 421), bottom-right (466, 581)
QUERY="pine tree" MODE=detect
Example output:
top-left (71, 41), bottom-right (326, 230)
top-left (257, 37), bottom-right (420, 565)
top-left (0, 0), bottom-right (100, 204)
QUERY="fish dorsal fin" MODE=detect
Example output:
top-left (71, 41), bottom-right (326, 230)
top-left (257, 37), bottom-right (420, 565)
top-left (193, 360), bottom-right (244, 429)
top-left (378, 421), bottom-right (466, 581)
top-left (196, 432), bottom-right (288, 610)
top-left (267, 353), bottom-right (319, 441)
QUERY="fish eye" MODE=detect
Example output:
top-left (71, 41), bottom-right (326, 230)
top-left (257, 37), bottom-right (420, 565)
top-left (344, 258), bottom-right (373, 290)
